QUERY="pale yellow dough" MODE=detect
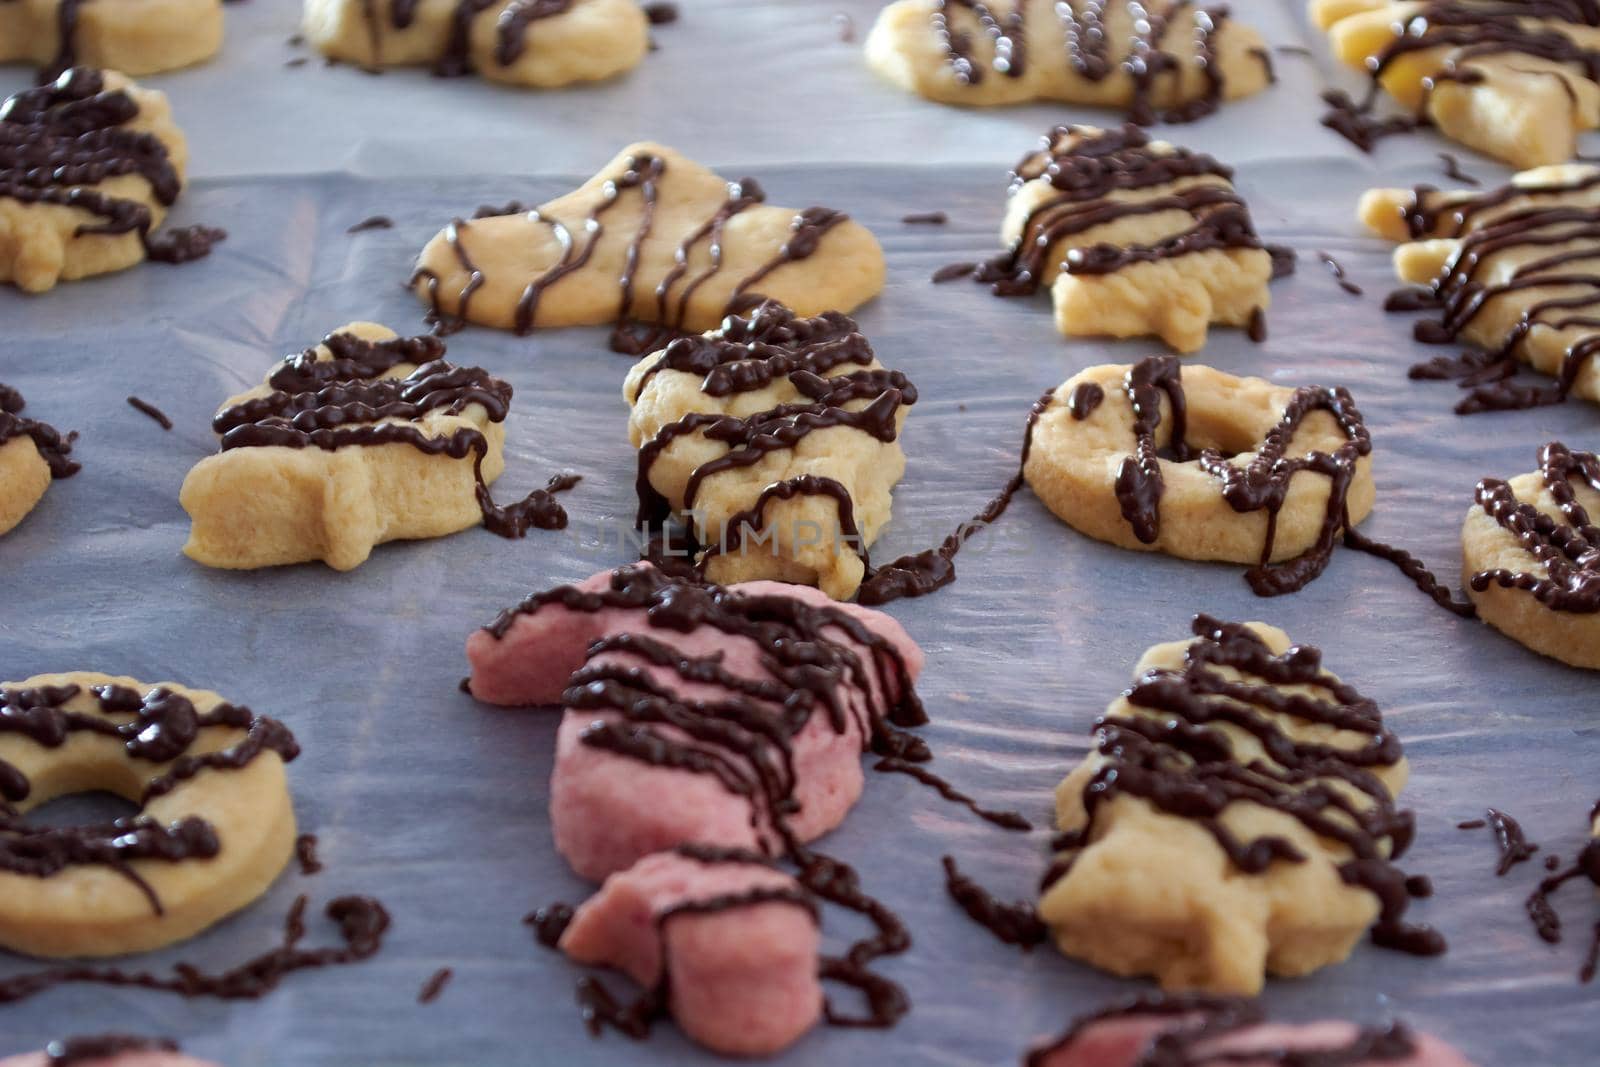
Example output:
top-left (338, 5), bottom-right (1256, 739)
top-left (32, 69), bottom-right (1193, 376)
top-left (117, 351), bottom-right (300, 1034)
top-left (1313, 0), bottom-right (1600, 167)
top-left (866, 0), bottom-right (1271, 112)
top-left (1040, 623), bottom-right (1410, 994)
top-left (0, 0), bottom-right (221, 76)
top-left (410, 142), bottom-right (885, 334)
top-left (1360, 164), bottom-right (1600, 408)
top-left (1461, 462), bottom-right (1600, 670)
top-left (1024, 362), bottom-right (1375, 565)
top-left (623, 314), bottom-right (910, 601)
top-left (0, 71), bottom-right (191, 294)
top-left (0, 435), bottom-right (53, 536)
top-left (303, 0), bottom-right (648, 86)
top-left (997, 125), bottom-right (1274, 353)
top-left (179, 321), bottom-right (509, 571)
top-left (0, 673), bottom-right (295, 959)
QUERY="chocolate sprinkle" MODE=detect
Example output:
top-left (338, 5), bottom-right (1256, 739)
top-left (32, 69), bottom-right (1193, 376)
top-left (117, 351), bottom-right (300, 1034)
top-left (45, 1035), bottom-right (179, 1066)
top-left (295, 832), bottom-right (323, 876)
top-left (347, 215), bottom-right (395, 233)
top-left (125, 395), bottom-right (172, 430)
top-left (418, 966), bottom-right (453, 1003)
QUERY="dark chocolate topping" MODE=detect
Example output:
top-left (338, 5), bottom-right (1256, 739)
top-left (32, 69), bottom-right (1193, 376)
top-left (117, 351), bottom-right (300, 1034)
top-left (927, 1), bottom-right (1242, 124)
top-left (0, 383), bottom-right (80, 478)
top-left (1089, 356), bottom-right (1373, 596)
top-left (942, 855), bottom-right (1046, 949)
top-left (126, 395), bottom-right (172, 430)
top-left (45, 1035), bottom-right (179, 1066)
top-left (951, 124), bottom-right (1288, 315)
top-left (412, 154), bottom-right (851, 343)
top-left (1317, 250), bottom-right (1363, 296)
top-left (0, 683), bottom-right (297, 914)
top-left (347, 214), bottom-right (395, 233)
top-left (213, 330), bottom-right (576, 539)
top-left (418, 966), bottom-right (453, 1003)
top-left (1, 69), bottom-right (223, 268)
top-left (295, 832), bottom-right (323, 875)
top-left (365, 0), bottom-right (575, 75)
top-left (1045, 615), bottom-right (1443, 958)
top-left (1468, 442), bottom-right (1599, 613)
top-left (0, 893), bottom-right (390, 1004)
top-left (1027, 994), bottom-right (1420, 1067)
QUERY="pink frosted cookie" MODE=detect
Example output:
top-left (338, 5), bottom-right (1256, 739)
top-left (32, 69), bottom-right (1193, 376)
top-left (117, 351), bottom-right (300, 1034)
top-left (465, 564), bottom-right (925, 881)
top-left (1028, 997), bottom-right (1476, 1067)
top-left (2, 1035), bottom-right (217, 1067)
top-left (557, 845), bottom-right (822, 1056)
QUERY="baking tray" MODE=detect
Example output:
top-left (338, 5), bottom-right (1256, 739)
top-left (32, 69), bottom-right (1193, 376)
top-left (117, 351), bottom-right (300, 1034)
top-left (2, 2), bottom-right (1597, 1064)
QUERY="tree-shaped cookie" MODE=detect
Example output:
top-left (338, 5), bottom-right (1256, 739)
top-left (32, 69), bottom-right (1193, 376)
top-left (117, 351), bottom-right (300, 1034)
top-left (2, 0), bottom-right (222, 81)
top-left (866, 0), bottom-right (1274, 119)
top-left (948, 124), bottom-right (1288, 353)
top-left (1040, 616), bottom-right (1440, 995)
top-left (1313, 0), bottom-right (1600, 167)
top-left (303, 0), bottom-right (650, 86)
top-left (409, 143), bottom-right (885, 342)
top-left (624, 303), bottom-right (916, 601)
top-left (180, 322), bottom-right (577, 571)
top-left (1, 68), bottom-right (222, 294)
top-left (1364, 163), bottom-right (1600, 412)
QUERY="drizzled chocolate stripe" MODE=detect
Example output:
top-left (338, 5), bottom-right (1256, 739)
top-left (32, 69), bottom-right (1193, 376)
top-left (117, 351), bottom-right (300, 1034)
top-left (0, 683), bottom-right (298, 914)
top-left (951, 124), bottom-right (1288, 301)
top-left (929, 0), bottom-right (1237, 125)
top-left (412, 154), bottom-right (850, 346)
top-left (1322, 2), bottom-right (1600, 154)
top-left (0, 894), bottom-right (390, 1004)
top-left (484, 564), bottom-right (924, 1025)
top-left (0, 383), bottom-right (79, 478)
top-left (362, 0), bottom-right (575, 76)
top-left (45, 1035), bottom-right (179, 1066)
top-left (1090, 355), bottom-right (1372, 596)
top-left (213, 331), bottom-right (575, 538)
top-left (632, 304), bottom-right (918, 589)
top-left (1387, 173), bottom-right (1600, 412)
top-left (1469, 442), bottom-right (1600, 613)
top-left (1, 69), bottom-right (223, 265)
top-left (1047, 615), bottom-right (1443, 957)
top-left (1026, 994), bottom-right (1420, 1066)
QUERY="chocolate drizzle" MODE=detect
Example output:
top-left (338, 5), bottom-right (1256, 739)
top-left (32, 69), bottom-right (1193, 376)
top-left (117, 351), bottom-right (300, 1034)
top-left (1317, 250), bottom-right (1363, 296)
top-left (485, 564), bottom-right (926, 1026)
top-left (1044, 615), bottom-right (1444, 958)
top-left (1469, 807), bottom-right (1542, 875)
top-left (1522, 801), bottom-right (1600, 983)
top-left (857, 388), bottom-right (1054, 606)
top-left (126, 395), bottom-right (172, 430)
top-left (1387, 170), bottom-right (1600, 412)
top-left (927, 0), bottom-right (1241, 124)
top-left (0, 893), bottom-right (390, 1004)
top-left (874, 758), bottom-right (1031, 830)
top-left (632, 304), bottom-right (919, 592)
top-left (44, 1035), bottom-right (179, 1066)
top-left (0, 683), bottom-right (298, 914)
top-left (418, 966), bottom-right (453, 1003)
top-left (295, 832), bottom-right (323, 875)
top-left (413, 155), bottom-right (850, 344)
top-left (212, 330), bottom-right (576, 539)
top-left (0, 383), bottom-right (79, 478)
top-left (952, 124), bottom-right (1289, 314)
top-left (942, 855), bottom-right (1046, 948)
top-left (1026, 994), bottom-right (1420, 1067)
top-left (1096, 355), bottom-right (1373, 596)
top-left (359, 0), bottom-right (575, 76)
top-left (1, 69), bottom-right (223, 269)
top-left (1468, 443), bottom-right (1600, 613)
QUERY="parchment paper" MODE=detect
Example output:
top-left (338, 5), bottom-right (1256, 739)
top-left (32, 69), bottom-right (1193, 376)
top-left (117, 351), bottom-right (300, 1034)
top-left (1, 2), bottom-right (1596, 1065)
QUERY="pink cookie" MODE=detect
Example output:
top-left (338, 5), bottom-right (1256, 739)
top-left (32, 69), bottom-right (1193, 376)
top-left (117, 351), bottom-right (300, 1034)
top-left (560, 846), bottom-right (822, 1056)
top-left (1030, 1001), bottom-right (1477, 1067)
top-left (466, 565), bottom-right (924, 881)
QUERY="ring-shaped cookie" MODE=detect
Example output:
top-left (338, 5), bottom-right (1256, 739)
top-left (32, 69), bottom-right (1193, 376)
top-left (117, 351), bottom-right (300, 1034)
top-left (1462, 443), bottom-right (1600, 670)
top-left (1024, 360), bottom-right (1375, 590)
top-left (0, 673), bottom-right (297, 958)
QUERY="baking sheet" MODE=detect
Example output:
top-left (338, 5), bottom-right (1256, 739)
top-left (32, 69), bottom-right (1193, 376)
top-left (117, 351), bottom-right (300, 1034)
top-left (2, 2), bottom-right (1598, 1065)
